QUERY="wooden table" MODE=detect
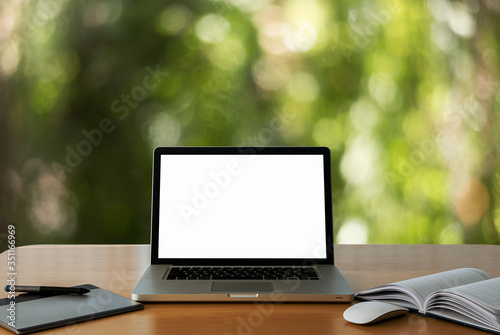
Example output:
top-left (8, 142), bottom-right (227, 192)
top-left (1, 244), bottom-right (499, 334)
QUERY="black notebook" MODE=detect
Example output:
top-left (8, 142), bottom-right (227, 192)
top-left (355, 268), bottom-right (500, 334)
top-left (0, 284), bottom-right (143, 334)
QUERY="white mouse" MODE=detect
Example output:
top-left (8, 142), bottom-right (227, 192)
top-left (343, 301), bottom-right (409, 325)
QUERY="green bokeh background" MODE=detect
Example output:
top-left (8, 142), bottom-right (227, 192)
top-left (1, 0), bottom-right (499, 247)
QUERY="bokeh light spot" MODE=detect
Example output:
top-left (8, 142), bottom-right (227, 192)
top-left (195, 14), bottom-right (230, 44)
top-left (146, 112), bottom-right (182, 149)
top-left (207, 38), bottom-right (247, 71)
top-left (439, 223), bottom-right (464, 243)
top-left (231, 0), bottom-right (269, 13)
top-left (83, 2), bottom-right (109, 28)
top-left (341, 135), bottom-right (381, 185)
top-left (286, 72), bottom-right (319, 102)
top-left (337, 218), bottom-right (368, 244)
top-left (312, 117), bottom-right (343, 150)
top-left (454, 179), bottom-right (490, 225)
top-left (283, 23), bottom-right (317, 52)
top-left (349, 97), bottom-right (379, 132)
top-left (0, 41), bottom-right (20, 79)
top-left (448, 2), bottom-right (475, 38)
top-left (252, 56), bottom-right (289, 91)
top-left (156, 4), bottom-right (192, 35)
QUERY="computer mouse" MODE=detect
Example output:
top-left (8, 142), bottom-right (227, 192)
top-left (343, 301), bottom-right (409, 325)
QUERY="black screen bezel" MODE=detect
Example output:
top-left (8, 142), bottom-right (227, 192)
top-left (150, 146), bottom-right (334, 266)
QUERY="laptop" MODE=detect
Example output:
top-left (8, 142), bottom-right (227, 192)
top-left (132, 146), bottom-right (354, 302)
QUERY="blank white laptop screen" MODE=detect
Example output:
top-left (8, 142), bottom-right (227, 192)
top-left (158, 154), bottom-right (327, 259)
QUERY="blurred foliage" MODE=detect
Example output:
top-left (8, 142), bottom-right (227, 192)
top-left (0, 0), bottom-right (499, 247)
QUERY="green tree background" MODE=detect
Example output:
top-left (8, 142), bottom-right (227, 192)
top-left (0, 0), bottom-right (499, 246)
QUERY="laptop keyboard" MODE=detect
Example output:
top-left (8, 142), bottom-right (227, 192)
top-left (165, 267), bottom-right (319, 280)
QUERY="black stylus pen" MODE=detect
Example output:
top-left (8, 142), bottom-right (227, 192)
top-left (5, 285), bottom-right (90, 295)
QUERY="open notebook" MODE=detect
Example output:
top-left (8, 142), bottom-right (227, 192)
top-left (355, 268), bottom-right (500, 334)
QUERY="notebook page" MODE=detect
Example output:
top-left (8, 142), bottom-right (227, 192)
top-left (427, 298), bottom-right (493, 324)
top-left (424, 279), bottom-right (500, 331)
top-left (394, 268), bottom-right (491, 311)
top-left (446, 277), bottom-right (500, 311)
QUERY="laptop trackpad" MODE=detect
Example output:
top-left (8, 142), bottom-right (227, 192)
top-left (211, 282), bottom-right (274, 293)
